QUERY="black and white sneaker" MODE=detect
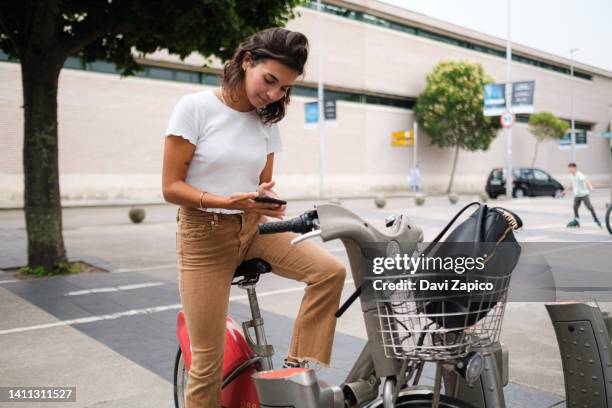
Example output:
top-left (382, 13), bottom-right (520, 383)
top-left (282, 358), bottom-right (307, 369)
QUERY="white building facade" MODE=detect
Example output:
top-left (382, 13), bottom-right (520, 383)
top-left (1, 0), bottom-right (611, 204)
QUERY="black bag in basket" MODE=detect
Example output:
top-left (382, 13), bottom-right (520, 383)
top-left (415, 202), bottom-right (522, 330)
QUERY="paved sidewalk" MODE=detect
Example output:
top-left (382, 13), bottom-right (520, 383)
top-left (0, 285), bottom-right (171, 408)
top-left (0, 270), bottom-right (566, 408)
top-left (3, 192), bottom-right (610, 407)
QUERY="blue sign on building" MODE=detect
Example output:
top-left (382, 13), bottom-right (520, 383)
top-left (483, 83), bottom-right (506, 116)
top-left (305, 101), bottom-right (319, 125)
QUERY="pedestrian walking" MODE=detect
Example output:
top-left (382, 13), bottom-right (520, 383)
top-left (408, 165), bottom-right (420, 192)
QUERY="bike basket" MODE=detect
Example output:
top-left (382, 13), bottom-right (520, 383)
top-left (374, 271), bottom-right (511, 361)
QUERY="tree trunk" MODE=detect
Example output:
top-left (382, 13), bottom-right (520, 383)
top-left (531, 140), bottom-right (540, 167)
top-left (21, 53), bottom-right (67, 270)
top-left (446, 145), bottom-right (460, 194)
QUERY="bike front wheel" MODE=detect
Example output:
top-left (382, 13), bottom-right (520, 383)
top-left (606, 205), bottom-right (612, 235)
top-left (368, 393), bottom-right (478, 408)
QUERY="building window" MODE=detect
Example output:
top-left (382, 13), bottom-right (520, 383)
top-left (87, 60), bottom-right (117, 74)
top-left (559, 131), bottom-right (588, 148)
top-left (147, 66), bottom-right (174, 80)
top-left (305, 1), bottom-right (593, 81)
top-left (516, 114), bottom-right (530, 124)
top-left (0, 52), bottom-right (413, 110)
top-left (174, 70), bottom-right (200, 83)
top-left (64, 56), bottom-right (85, 70)
top-left (517, 114), bottom-right (594, 133)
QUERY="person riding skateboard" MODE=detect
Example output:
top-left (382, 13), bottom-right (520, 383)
top-left (562, 163), bottom-right (602, 228)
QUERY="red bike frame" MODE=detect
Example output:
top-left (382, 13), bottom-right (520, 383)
top-left (176, 311), bottom-right (260, 407)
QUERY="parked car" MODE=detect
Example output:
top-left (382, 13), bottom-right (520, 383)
top-left (486, 167), bottom-right (564, 199)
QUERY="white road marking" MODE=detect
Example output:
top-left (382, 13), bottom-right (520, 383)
top-left (111, 249), bottom-right (348, 272)
top-left (0, 304), bottom-right (183, 335)
top-left (520, 235), bottom-right (590, 242)
top-left (112, 264), bottom-right (177, 273)
top-left (521, 242), bottom-right (612, 258)
top-left (229, 279), bottom-right (355, 302)
top-left (0, 280), bottom-right (355, 335)
top-left (526, 223), bottom-right (606, 231)
top-left (64, 282), bottom-right (165, 296)
top-left (0, 279), bottom-right (20, 284)
top-left (524, 224), bottom-right (570, 230)
top-left (520, 235), bottom-right (548, 242)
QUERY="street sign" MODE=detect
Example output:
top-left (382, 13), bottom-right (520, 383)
top-left (391, 130), bottom-right (414, 147)
top-left (500, 112), bottom-right (515, 128)
top-left (483, 83), bottom-right (506, 116)
top-left (510, 81), bottom-right (535, 114)
top-left (305, 101), bottom-right (318, 125)
top-left (324, 99), bottom-right (336, 121)
top-left (305, 100), bottom-right (337, 128)
top-left (484, 81), bottom-right (535, 116)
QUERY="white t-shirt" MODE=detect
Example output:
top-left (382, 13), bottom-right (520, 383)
top-left (570, 171), bottom-right (589, 197)
top-left (164, 90), bottom-right (283, 213)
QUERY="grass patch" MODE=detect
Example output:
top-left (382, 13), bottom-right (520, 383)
top-left (7, 261), bottom-right (106, 280)
top-left (19, 261), bottom-right (86, 277)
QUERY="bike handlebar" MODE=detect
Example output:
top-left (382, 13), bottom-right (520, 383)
top-left (258, 210), bottom-right (318, 235)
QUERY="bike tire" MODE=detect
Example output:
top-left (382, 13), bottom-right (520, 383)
top-left (606, 205), bottom-right (612, 235)
top-left (368, 393), bottom-right (478, 408)
top-left (173, 347), bottom-right (187, 408)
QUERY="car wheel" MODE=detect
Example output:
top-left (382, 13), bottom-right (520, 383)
top-left (488, 193), bottom-right (497, 199)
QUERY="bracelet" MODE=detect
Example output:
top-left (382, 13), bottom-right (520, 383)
top-left (198, 191), bottom-right (208, 212)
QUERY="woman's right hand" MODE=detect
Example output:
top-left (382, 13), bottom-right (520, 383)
top-left (226, 192), bottom-right (286, 219)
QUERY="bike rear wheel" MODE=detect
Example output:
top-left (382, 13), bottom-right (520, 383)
top-left (173, 347), bottom-right (188, 408)
top-left (606, 205), bottom-right (612, 235)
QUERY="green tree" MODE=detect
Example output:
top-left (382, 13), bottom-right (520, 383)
top-left (414, 60), bottom-right (501, 193)
top-left (0, 0), bottom-right (302, 272)
top-left (528, 112), bottom-right (569, 167)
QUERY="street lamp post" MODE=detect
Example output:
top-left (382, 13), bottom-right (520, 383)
top-left (317, 0), bottom-right (325, 198)
top-left (504, 0), bottom-right (513, 199)
top-left (569, 48), bottom-right (578, 163)
top-left (608, 105), bottom-right (612, 206)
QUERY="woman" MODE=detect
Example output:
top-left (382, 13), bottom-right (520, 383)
top-left (161, 28), bottom-right (346, 407)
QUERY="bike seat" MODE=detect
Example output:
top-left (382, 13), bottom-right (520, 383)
top-left (233, 258), bottom-right (272, 280)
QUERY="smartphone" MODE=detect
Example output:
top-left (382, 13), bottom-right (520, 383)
top-left (254, 195), bottom-right (287, 205)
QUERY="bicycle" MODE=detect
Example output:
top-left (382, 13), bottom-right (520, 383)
top-left (172, 204), bottom-right (612, 407)
top-left (173, 204), bottom-right (514, 407)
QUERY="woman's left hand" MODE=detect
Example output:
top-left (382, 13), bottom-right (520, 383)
top-left (257, 180), bottom-right (279, 198)
top-left (257, 180), bottom-right (287, 218)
